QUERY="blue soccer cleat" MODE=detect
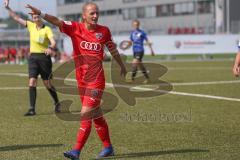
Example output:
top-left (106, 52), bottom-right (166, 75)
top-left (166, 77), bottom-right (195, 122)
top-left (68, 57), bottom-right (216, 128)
top-left (63, 149), bottom-right (80, 160)
top-left (97, 145), bottom-right (114, 159)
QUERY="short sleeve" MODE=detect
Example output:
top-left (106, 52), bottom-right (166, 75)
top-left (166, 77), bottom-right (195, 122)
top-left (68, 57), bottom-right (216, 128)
top-left (26, 21), bottom-right (34, 32)
top-left (46, 26), bottom-right (54, 39)
top-left (142, 31), bottom-right (148, 41)
top-left (105, 27), bottom-right (113, 43)
top-left (59, 21), bottom-right (77, 37)
top-left (105, 27), bottom-right (116, 50)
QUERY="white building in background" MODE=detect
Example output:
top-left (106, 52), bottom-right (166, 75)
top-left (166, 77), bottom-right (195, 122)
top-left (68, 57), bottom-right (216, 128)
top-left (1, 0), bottom-right (240, 48)
top-left (57, 0), bottom-right (216, 35)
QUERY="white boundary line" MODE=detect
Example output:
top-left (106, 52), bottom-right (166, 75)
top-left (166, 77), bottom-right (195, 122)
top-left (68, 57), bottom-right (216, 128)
top-left (168, 67), bottom-right (231, 70)
top-left (0, 73), bottom-right (28, 77)
top-left (131, 86), bottom-right (240, 102)
top-left (0, 87), bottom-right (44, 90)
top-left (0, 72), bottom-right (240, 102)
top-left (171, 80), bottom-right (240, 86)
top-left (169, 91), bottom-right (240, 102)
top-left (104, 67), bottom-right (231, 71)
top-left (1, 72), bottom-right (239, 86)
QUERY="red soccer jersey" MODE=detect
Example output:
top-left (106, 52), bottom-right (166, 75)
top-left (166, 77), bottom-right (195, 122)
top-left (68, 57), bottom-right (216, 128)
top-left (60, 21), bottom-right (113, 89)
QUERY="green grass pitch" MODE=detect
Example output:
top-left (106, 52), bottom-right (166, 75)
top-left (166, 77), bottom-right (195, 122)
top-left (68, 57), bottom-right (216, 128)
top-left (0, 57), bottom-right (240, 160)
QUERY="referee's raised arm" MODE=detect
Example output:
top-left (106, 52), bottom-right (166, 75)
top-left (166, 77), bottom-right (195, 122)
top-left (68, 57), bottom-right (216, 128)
top-left (4, 0), bottom-right (27, 27)
top-left (26, 4), bottom-right (63, 28)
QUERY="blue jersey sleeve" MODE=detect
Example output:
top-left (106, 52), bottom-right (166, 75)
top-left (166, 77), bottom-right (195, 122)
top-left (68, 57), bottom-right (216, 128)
top-left (142, 31), bottom-right (148, 41)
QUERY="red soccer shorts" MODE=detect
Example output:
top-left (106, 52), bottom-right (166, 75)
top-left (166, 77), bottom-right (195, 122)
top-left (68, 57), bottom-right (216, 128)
top-left (78, 85), bottom-right (104, 108)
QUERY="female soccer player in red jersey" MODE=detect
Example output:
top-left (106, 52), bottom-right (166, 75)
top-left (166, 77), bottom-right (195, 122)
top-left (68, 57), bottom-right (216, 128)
top-left (25, 2), bottom-right (127, 160)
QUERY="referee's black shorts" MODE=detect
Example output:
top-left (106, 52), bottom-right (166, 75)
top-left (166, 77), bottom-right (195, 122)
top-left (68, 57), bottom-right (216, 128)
top-left (28, 53), bottom-right (52, 80)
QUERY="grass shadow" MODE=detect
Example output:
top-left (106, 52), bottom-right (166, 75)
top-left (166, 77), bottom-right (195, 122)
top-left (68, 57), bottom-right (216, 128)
top-left (95, 149), bottom-right (209, 159)
top-left (0, 144), bottom-right (64, 152)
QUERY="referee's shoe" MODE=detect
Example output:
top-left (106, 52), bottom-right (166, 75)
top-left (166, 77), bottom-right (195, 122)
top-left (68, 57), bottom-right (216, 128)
top-left (54, 102), bottom-right (61, 113)
top-left (24, 109), bottom-right (36, 116)
top-left (24, 103), bottom-right (60, 116)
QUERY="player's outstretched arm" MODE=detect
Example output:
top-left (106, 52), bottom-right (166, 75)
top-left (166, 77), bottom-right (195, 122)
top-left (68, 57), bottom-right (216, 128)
top-left (146, 39), bottom-right (155, 56)
top-left (4, 0), bottom-right (27, 26)
top-left (26, 4), bottom-right (63, 28)
top-left (233, 52), bottom-right (240, 77)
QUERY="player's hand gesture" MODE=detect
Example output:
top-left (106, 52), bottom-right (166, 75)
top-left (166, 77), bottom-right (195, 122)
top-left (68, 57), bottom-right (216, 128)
top-left (4, 0), bottom-right (10, 9)
top-left (25, 4), bottom-right (41, 15)
top-left (119, 40), bottom-right (132, 50)
top-left (45, 48), bottom-right (54, 56)
top-left (233, 64), bottom-right (240, 77)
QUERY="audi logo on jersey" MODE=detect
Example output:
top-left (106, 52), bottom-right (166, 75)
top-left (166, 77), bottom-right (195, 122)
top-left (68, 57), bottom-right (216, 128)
top-left (80, 41), bottom-right (102, 51)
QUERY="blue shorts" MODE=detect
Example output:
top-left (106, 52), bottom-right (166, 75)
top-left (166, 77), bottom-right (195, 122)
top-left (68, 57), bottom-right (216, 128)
top-left (133, 51), bottom-right (144, 62)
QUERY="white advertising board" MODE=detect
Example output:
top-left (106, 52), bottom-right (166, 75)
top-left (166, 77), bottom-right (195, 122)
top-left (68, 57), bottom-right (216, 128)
top-left (63, 35), bottom-right (240, 56)
top-left (114, 35), bottom-right (240, 55)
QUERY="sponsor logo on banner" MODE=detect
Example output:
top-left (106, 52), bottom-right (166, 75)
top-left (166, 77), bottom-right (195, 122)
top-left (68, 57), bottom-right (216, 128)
top-left (174, 40), bottom-right (216, 49)
top-left (174, 41), bottom-right (181, 49)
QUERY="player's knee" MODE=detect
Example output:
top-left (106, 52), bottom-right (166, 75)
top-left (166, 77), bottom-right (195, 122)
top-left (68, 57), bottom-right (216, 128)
top-left (93, 116), bottom-right (106, 124)
top-left (81, 106), bottom-right (101, 120)
top-left (29, 78), bottom-right (37, 87)
top-left (132, 59), bottom-right (139, 64)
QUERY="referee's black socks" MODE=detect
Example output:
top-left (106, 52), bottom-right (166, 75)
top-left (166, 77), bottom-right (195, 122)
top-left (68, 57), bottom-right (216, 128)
top-left (47, 86), bottom-right (59, 104)
top-left (29, 86), bottom-right (37, 110)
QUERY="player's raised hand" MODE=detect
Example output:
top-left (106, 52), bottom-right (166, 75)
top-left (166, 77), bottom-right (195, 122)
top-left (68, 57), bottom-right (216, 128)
top-left (4, 0), bottom-right (10, 9)
top-left (119, 40), bottom-right (132, 50)
top-left (25, 4), bottom-right (41, 15)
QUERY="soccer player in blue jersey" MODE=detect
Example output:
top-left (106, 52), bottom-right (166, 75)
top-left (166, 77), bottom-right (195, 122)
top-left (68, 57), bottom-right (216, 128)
top-left (129, 19), bottom-right (155, 82)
